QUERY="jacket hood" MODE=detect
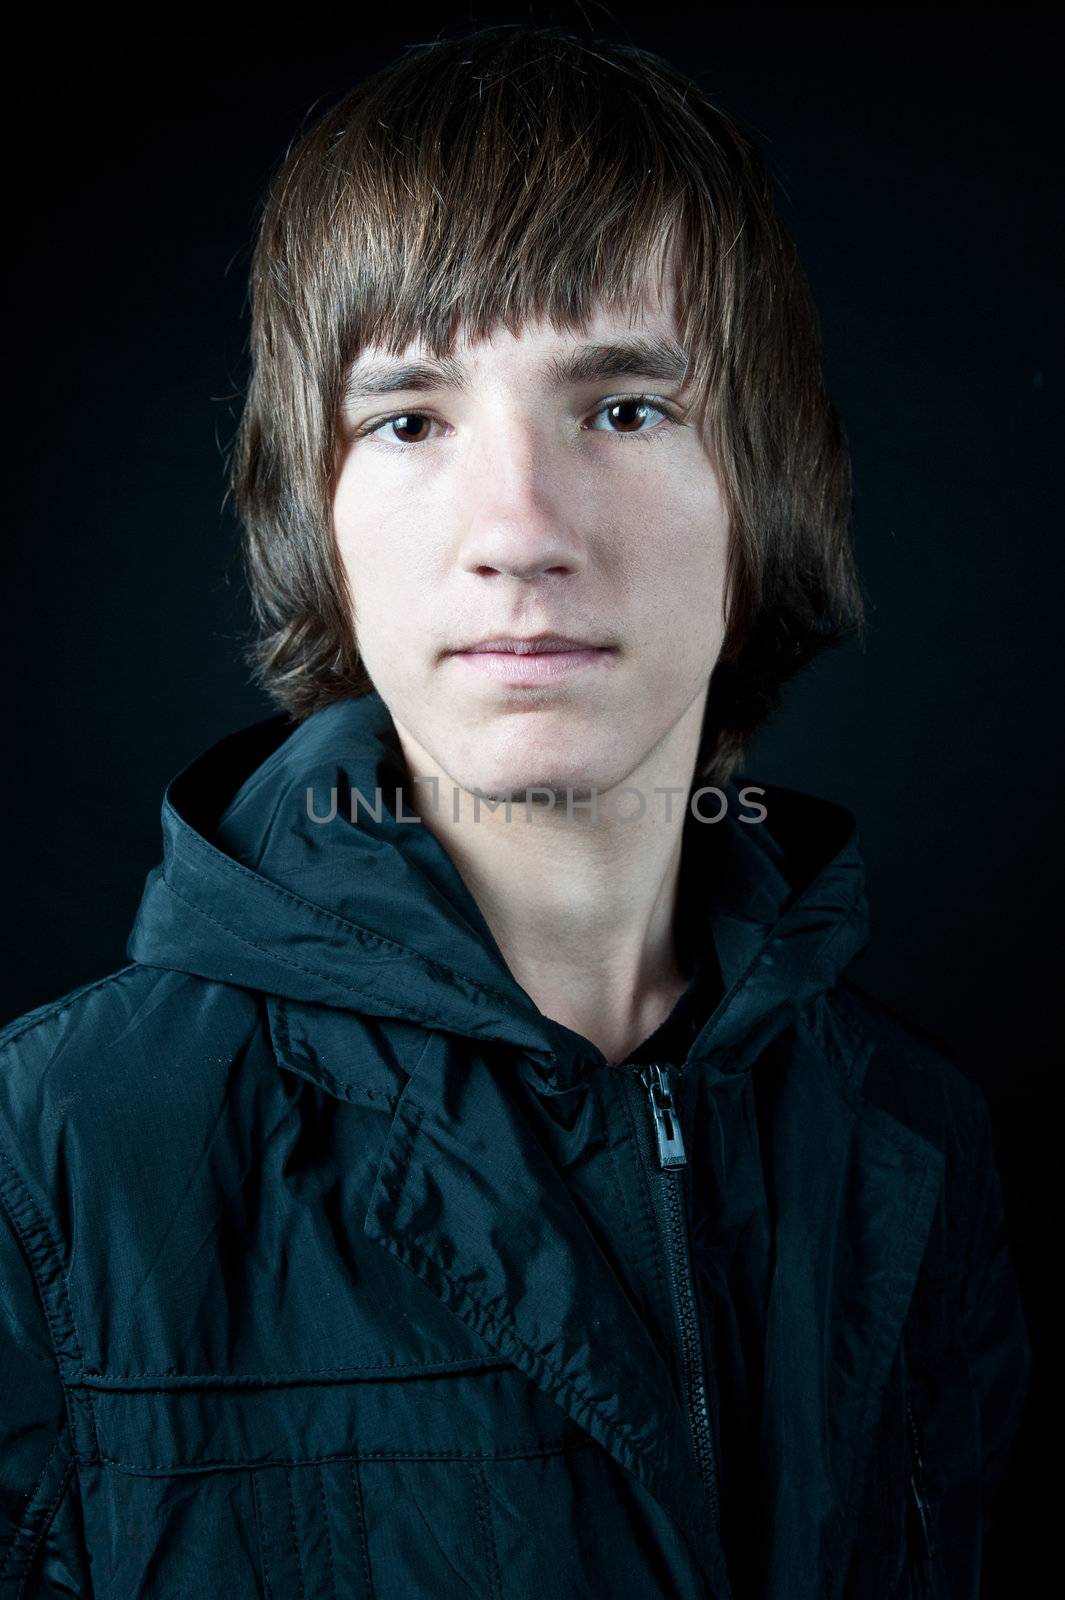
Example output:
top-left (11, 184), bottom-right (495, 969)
top-left (127, 690), bottom-right (871, 1083)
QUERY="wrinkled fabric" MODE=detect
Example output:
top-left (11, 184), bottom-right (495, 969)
top-left (0, 691), bottom-right (1031, 1599)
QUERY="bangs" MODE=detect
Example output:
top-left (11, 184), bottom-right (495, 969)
top-left (266, 27), bottom-right (745, 427)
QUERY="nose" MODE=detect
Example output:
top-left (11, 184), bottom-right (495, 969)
top-left (458, 425), bottom-right (587, 583)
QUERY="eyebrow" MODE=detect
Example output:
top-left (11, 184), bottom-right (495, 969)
top-left (341, 334), bottom-right (691, 403)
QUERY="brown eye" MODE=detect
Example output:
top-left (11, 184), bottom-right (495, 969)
top-left (387, 414), bottom-right (433, 444)
top-left (608, 400), bottom-right (650, 432)
top-left (588, 396), bottom-right (671, 435)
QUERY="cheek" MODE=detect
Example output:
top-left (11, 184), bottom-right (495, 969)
top-left (338, 546), bottom-right (429, 650)
top-left (676, 491), bottom-right (730, 616)
top-left (648, 539), bottom-right (729, 687)
top-left (629, 509), bottom-right (729, 627)
top-left (332, 483), bottom-right (432, 623)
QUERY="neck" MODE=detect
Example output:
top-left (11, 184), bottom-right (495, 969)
top-left (393, 713), bottom-right (704, 1066)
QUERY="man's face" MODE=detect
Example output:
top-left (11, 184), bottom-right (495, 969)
top-left (332, 285), bottom-right (730, 803)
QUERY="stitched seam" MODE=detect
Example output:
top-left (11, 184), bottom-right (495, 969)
top-left (167, 814), bottom-right (524, 1009)
top-left (469, 1460), bottom-right (502, 1600)
top-left (0, 1437), bottom-right (60, 1579)
top-left (268, 997), bottom-right (403, 1108)
top-left (349, 1459), bottom-right (375, 1600)
top-left (0, 1150), bottom-right (78, 1364)
top-left (160, 866), bottom-right (532, 1035)
top-left (382, 1094), bottom-right (657, 1468)
top-left (13, 1458), bottom-right (75, 1600)
top-left (284, 1466), bottom-right (305, 1600)
top-left (70, 1356), bottom-right (516, 1386)
top-left (318, 1462), bottom-right (337, 1600)
top-left (251, 1468), bottom-right (273, 1600)
top-left (0, 1147), bottom-right (101, 1459)
top-left (0, 1434), bottom-right (69, 1585)
top-left (83, 1439), bottom-right (595, 1474)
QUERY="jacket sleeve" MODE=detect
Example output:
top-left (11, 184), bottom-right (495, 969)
top-left (958, 1083), bottom-right (1032, 1540)
top-left (0, 1185), bottom-right (88, 1597)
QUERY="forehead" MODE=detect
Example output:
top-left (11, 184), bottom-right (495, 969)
top-left (344, 281), bottom-right (688, 397)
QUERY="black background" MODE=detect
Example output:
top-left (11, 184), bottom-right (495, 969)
top-left (5, 3), bottom-right (1058, 1583)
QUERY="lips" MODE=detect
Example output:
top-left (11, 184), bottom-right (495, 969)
top-left (453, 634), bottom-right (609, 656)
top-left (448, 635), bottom-right (618, 684)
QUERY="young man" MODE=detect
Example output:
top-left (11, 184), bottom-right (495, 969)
top-left (0, 23), bottom-right (1030, 1600)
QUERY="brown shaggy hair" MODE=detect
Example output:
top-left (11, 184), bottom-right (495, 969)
top-left (228, 21), bottom-right (864, 785)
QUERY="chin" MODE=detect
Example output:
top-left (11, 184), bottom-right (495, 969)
top-left (450, 737), bottom-right (633, 808)
top-left (463, 774), bottom-right (596, 806)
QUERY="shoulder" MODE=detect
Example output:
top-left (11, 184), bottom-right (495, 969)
top-left (821, 976), bottom-right (1003, 1278)
top-left (0, 964), bottom-right (155, 1141)
top-left (0, 964), bottom-right (269, 1200)
top-left (0, 962), bottom-right (147, 1051)
top-left (0, 961), bottom-right (265, 1084)
top-left (827, 975), bottom-right (990, 1141)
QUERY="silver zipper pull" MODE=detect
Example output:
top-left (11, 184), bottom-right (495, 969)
top-left (639, 1062), bottom-right (687, 1168)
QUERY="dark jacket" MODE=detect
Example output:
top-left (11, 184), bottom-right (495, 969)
top-left (0, 691), bottom-right (1031, 1599)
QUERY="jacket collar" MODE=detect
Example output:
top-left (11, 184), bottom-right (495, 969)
top-left (128, 689), bottom-right (873, 1090)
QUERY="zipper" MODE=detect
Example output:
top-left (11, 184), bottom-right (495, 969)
top-left (906, 1381), bottom-right (937, 1561)
top-left (629, 1060), bottom-right (721, 1539)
